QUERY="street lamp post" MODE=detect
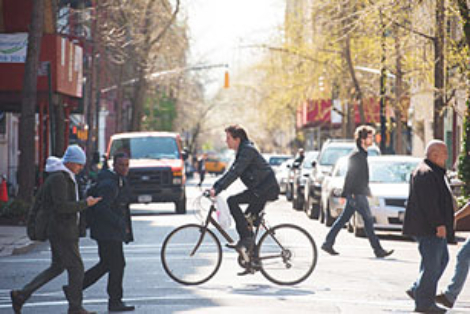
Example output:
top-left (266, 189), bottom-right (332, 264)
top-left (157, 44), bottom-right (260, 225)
top-left (379, 10), bottom-right (387, 153)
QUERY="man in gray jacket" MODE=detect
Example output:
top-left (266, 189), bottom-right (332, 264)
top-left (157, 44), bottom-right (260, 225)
top-left (210, 125), bottom-right (280, 263)
top-left (10, 145), bottom-right (101, 314)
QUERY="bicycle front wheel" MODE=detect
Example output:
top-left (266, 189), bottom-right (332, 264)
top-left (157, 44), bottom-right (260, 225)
top-left (258, 224), bottom-right (317, 285)
top-left (161, 224), bottom-right (222, 285)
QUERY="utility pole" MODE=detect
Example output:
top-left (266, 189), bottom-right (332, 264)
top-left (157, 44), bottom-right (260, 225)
top-left (379, 10), bottom-right (387, 153)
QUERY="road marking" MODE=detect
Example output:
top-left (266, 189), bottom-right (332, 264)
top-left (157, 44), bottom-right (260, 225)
top-left (1, 293), bottom-right (469, 312)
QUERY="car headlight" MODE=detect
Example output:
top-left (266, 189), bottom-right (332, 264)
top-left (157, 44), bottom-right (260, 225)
top-left (332, 188), bottom-right (343, 197)
top-left (369, 196), bottom-right (381, 207)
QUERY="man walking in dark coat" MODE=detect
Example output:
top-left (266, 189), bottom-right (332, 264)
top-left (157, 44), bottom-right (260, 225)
top-left (66, 153), bottom-right (135, 312)
top-left (321, 125), bottom-right (393, 258)
top-left (210, 125), bottom-right (280, 265)
top-left (403, 140), bottom-right (454, 313)
top-left (10, 146), bottom-right (102, 314)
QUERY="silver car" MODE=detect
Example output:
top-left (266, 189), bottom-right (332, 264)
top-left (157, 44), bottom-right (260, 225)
top-left (321, 155), bottom-right (420, 236)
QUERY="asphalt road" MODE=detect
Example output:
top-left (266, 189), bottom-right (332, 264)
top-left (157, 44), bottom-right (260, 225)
top-left (1, 175), bottom-right (470, 313)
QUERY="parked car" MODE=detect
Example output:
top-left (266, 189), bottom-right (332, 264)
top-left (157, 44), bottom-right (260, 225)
top-left (276, 158), bottom-right (294, 194)
top-left (107, 132), bottom-right (187, 214)
top-left (304, 139), bottom-right (380, 219)
top-left (291, 151), bottom-right (319, 210)
top-left (263, 154), bottom-right (293, 170)
top-left (320, 155), bottom-right (420, 236)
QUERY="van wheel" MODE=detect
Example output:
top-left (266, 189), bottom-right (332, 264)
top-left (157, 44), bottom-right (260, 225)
top-left (175, 193), bottom-right (187, 214)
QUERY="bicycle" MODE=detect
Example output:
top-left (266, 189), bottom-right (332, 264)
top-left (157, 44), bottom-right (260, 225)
top-left (161, 192), bottom-right (318, 285)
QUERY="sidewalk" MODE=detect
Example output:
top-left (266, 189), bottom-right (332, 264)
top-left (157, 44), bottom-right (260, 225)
top-left (0, 226), bottom-right (39, 257)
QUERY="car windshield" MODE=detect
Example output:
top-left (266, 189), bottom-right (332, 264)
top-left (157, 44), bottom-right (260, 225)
top-left (302, 152), bottom-right (319, 169)
top-left (109, 136), bottom-right (180, 160)
top-left (369, 160), bottom-right (418, 183)
top-left (319, 147), bottom-right (354, 166)
top-left (269, 156), bottom-right (291, 166)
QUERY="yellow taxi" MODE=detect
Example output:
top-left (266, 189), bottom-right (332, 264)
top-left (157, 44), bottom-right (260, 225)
top-left (205, 156), bottom-right (227, 175)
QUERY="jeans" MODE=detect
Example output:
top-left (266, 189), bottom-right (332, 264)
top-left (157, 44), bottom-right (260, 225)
top-left (227, 190), bottom-right (268, 239)
top-left (21, 237), bottom-right (84, 311)
top-left (409, 236), bottom-right (449, 310)
top-left (83, 240), bottom-right (126, 303)
top-left (323, 194), bottom-right (383, 253)
top-left (444, 236), bottom-right (470, 303)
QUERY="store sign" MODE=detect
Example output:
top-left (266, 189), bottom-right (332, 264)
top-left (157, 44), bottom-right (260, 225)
top-left (0, 33), bottom-right (28, 63)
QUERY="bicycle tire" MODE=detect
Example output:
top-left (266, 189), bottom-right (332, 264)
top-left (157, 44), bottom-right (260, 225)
top-left (257, 224), bottom-right (317, 285)
top-left (161, 224), bottom-right (222, 285)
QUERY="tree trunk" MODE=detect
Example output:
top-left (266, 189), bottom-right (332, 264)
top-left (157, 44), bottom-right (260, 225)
top-left (115, 64), bottom-right (124, 133)
top-left (394, 25), bottom-right (404, 154)
top-left (17, 0), bottom-right (44, 202)
top-left (433, 0), bottom-right (445, 140)
top-left (130, 75), bottom-right (147, 131)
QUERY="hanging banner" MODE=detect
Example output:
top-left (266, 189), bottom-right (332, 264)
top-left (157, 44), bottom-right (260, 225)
top-left (0, 33), bottom-right (28, 63)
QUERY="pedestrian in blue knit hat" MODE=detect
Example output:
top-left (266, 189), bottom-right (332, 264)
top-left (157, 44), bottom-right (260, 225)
top-left (10, 145), bottom-right (101, 314)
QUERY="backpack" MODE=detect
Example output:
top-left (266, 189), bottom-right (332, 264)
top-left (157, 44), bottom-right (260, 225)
top-left (26, 184), bottom-right (50, 241)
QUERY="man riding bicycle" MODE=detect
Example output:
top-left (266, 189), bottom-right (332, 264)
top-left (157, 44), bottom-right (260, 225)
top-left (210, 125), bottom-right (280, 263)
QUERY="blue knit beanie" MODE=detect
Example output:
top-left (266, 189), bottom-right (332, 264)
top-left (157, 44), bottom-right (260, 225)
top-left (62, 145), bottom-right (86, 165)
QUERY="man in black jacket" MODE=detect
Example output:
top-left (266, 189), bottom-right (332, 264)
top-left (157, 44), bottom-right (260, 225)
top-left (210, 125), bottom-right (280, 263)
top-left (403, 140), bottom-right (454, 313)
top-left (321, 125), bottom-right (393, 258)
top-left (65, 153), bottom-right (135, 312)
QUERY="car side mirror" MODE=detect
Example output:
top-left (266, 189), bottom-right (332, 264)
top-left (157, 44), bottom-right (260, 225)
top-left (311, 160), bottom-right (317, 167)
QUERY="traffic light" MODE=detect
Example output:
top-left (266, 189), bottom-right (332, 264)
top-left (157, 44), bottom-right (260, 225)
top-left (224, 70), bottom-right (229, 88)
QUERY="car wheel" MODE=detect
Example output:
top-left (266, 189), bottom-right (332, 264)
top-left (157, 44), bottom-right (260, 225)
top-left (319, 202), bottom-right (325, 224)
top-left (293, 189), bottom-right (303, 210)
top-left (353, 214), bottom-right (366, 237)
top-left (286, 184), bottom-right (293, 201)
top-left (175, 192), bottom-right (187, 214)
top-left (325, 204), bottom-right (335, 227)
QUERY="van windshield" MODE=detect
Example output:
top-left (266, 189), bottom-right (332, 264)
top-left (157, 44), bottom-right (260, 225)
top-left (110, 136), bottom-right (180, 160)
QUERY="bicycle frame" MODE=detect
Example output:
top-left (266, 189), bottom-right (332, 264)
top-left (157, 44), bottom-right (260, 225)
top-left (190, 202), bottom-right (234, 256)
top-left (191, 197), bottom-right (288, 263)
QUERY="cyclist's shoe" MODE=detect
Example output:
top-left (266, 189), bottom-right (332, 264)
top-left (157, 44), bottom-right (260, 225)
top-left (237, 268), bottom-right (255, 276)
top-left (227, 237), bottom-right (254, 262)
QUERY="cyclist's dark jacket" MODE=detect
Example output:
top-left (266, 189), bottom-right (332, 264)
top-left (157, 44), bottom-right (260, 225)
top-left (213, 140), bottom-right (279, 200)
top-left (341, 145), bottom-right (370, 197)
top-left (87, 169), bottom-right (134, 243)
top-left (403, 159), bottom-right (455, 242)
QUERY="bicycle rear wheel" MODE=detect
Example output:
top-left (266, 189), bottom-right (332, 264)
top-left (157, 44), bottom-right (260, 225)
top-left (257, 224), bottom-right (317, 285)
top-left (161, 224), bottom-right (222, 285)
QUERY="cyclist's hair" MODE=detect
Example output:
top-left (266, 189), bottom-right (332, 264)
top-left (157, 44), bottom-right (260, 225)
top-left (113, 152), bottom-right (129, 165)
top-left (354, 125), bottom-right (375, 147)
top-left (225, 124), bottom-right (249, 142)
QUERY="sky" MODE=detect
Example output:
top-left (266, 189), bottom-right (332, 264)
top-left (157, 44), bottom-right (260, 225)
top-left (182, 0), bottom-right (286, 96)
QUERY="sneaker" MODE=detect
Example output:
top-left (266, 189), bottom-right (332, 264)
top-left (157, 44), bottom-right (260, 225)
top-left (321, 243), bottom-right (339, 255)
top-left (406, 288), bottom-right (415, 300)
top-left (436, 293), bottom-right (454, 308)
top-left (108, 300), bottom-right (136, 312)
top-left (10, 290), bottom-right (26, 314)
top-left (62, 285), bottom-right (70, 301)
top-left (414, 304), bottom-right (447, 313)
top-left (375, 249), bottom-right (394, 258)
top-left (68, 308), bottom-right (97, 314)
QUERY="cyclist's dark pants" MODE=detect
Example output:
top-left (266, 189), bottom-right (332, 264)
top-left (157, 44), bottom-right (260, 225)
top-left (227, 190), bottom-right (267, 239)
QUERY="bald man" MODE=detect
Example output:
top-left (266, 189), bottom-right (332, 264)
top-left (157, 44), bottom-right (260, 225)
top-left (403, 140), bottom-right (455, 313)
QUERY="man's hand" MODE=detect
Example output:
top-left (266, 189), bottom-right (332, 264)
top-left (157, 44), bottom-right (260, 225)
top-left (436, 225), bottom-right (447, 239)
top-left (86, 196), bottom-right (102, 207)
